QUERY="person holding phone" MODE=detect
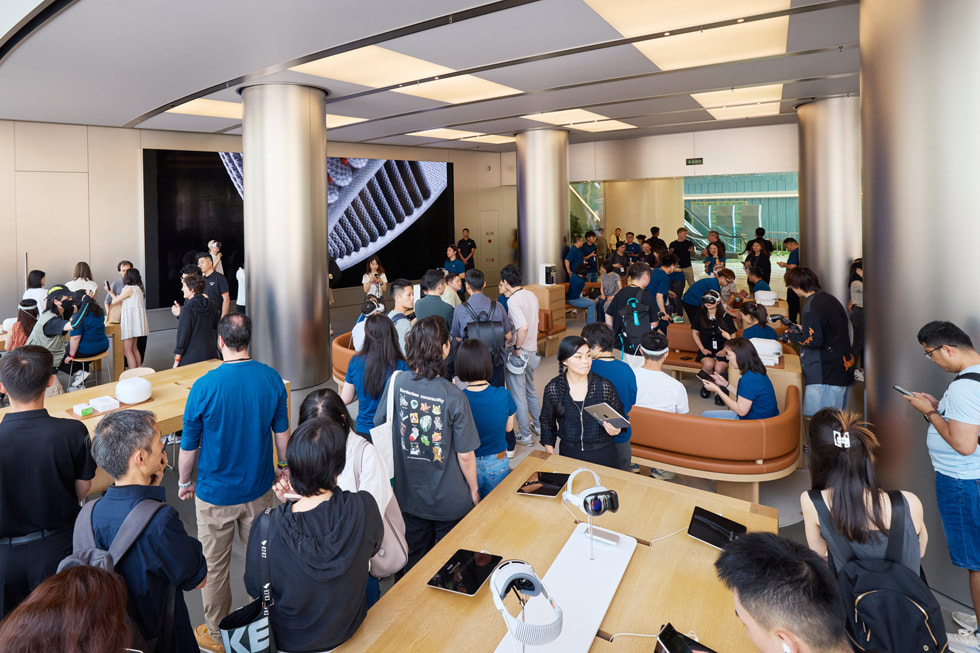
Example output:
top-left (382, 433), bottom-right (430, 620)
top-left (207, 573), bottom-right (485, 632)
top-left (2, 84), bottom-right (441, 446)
top-left (539, 336), bottom-right (623, 468)
top-left (700, 338), bottom-right (779, 420)
top-left (692, 290), bottom-right (737, 402)
top-left (361, 255), bottom-right (388, 300)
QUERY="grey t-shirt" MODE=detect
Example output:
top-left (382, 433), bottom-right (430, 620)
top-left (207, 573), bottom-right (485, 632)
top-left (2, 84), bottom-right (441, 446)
top-left (375, 374), bottom-right (480, 521)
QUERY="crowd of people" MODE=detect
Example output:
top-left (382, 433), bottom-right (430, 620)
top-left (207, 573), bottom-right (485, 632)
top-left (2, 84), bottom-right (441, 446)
top-left (0, 224), bottom-right (969, 653)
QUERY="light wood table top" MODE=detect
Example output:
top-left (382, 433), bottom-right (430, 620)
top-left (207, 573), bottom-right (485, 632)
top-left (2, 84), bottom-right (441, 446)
top-left (337, 451), bottom-right (777, 653)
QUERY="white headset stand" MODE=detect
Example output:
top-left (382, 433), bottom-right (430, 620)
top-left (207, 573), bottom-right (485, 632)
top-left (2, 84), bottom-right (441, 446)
top-left (494, 522), bottom-right (636, 652)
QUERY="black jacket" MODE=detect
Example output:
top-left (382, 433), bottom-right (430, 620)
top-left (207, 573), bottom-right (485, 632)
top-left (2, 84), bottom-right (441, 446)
top-left (174, 294), bottom-right (219, 365)
top-left (245, 491), bottom-right (383, 653)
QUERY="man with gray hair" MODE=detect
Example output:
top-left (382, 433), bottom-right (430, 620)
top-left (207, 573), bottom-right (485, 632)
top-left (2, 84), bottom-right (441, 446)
top-left (90, 410), bottom-right (206, 652)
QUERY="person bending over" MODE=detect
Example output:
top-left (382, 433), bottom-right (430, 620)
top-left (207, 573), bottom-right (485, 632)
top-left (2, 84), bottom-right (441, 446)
top-left (740, 301), bottom-right (778, 341)
top-left (715, 532), bottom-right (851, 653)
top-left (700, 338), bottom-right (779, 420)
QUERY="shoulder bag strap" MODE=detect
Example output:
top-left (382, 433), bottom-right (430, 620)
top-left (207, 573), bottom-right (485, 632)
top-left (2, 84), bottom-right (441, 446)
top-left (385, 370), bottom-right (400, 423)
top-left (350, 433), bottom-right (369, 488)
top-left (883, 490), bottom-right (907, 565)
top-left (807, 489), bottom-right (856, 567)
top-left (955, 372), bottom-right (980, 384)
top-left (73, 499), bottom-right (99, 552)
top-left (462, 300), bottom-right (480, 323)
top-left (107, 499), bottom-right (166, 564)
top-left (259, 508), bottom-right (274, 611)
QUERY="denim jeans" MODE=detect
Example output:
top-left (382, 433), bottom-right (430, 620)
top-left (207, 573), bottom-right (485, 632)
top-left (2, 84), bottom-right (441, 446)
top-left (506, 351), bottom-right (541, 439)
top-left (567, 296), bottom-right (596, 323)
top-left (701, 409), bottom-right (739, 420)
top-left (586, 271), bottom-right (598, 283)
top-left (935, 472), bottom-right (980, 570)
top-left (476, 454), bottom-right (511, 498)
top-left (802, 383), bottom-right (848, 417)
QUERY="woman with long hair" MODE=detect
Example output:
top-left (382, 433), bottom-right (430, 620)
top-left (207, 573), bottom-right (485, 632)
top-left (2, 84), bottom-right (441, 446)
top-left (248, 418), bottom-right (383, 652)
top-left (539, 335), bottom-right (623, 468)
top-left (341, 314), bottom-right (409, 440)
top-left (700, 337), bottom-right (779, 420)
top-left (800, 409), bottom-right (927, 571)
top-left (373, 316), bottom-right (480, 571)
top-left (66, 261), bottom-right (98, 296)
top-left (703, 242), bottom-right (724, 276)
top-left (456, 339), bottom-right (517, 495)
top-left (106, 268), bottom-right (149, 370)
top-left (692, 289), bottom-right (737, 401)
top-left (739, 301), bottom-right (778, 340)
top-left (362, 255), bottom-right (388, 299)
top-left (0, 566), bottom-right (130, 653)
top-left (296, 388), bottom-right (393, 606)
top-left (4, 298), bottom-right (38, 351)
top-left (743, 240), bottom-right (771, 285)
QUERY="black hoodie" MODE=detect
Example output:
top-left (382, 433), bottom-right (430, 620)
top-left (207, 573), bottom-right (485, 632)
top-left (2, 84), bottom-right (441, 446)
top-left (173, 294), bottom-right (219, 365)
top-left (244, 490), bottom-right (383, 652)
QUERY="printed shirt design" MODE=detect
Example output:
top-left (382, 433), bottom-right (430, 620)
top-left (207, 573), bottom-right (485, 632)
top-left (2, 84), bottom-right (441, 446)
top-left (397, 385), bottom-right (446, 463)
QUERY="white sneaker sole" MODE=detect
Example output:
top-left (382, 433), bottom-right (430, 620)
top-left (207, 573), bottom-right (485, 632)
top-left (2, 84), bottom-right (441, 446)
top-left (953, 611), bottom-right (979, 633)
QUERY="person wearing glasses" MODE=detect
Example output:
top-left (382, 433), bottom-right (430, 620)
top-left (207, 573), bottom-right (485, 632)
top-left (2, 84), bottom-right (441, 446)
top-left (783, 267), bottom-right (854, 417)
top-left (904, 321), bottom-right (980, 651)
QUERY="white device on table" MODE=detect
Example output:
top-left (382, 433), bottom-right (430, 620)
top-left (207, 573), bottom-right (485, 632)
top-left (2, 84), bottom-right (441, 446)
top-left (491, 559), bottom-right (563, 649)
top-left (562, 468), bottom-right (620, 556)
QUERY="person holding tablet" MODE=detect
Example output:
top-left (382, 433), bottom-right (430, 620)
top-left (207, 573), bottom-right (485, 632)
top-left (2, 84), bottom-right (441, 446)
top-left (700, 338), bottom-right (779, 420)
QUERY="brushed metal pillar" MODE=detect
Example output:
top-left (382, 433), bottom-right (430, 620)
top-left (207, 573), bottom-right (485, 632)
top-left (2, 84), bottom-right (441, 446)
top-left (516, 130), bottom-right (569, 284)
top-left (862, 0), bottom-right (980, 605)
top-left (241, 84), bottom-right (329, 389)
top-left (796, 96), bottom-right (862, 305)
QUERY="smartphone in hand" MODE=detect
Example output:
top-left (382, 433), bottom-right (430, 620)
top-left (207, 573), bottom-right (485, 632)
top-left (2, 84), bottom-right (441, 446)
top-left (893, 385), bottom-right (914, 397)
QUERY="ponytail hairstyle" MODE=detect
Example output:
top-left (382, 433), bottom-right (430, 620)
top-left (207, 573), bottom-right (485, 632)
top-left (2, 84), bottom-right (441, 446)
top-left (739, 301), bottom-right (768, 327)
top-left (807, 409), bottom-right (888, 543)
top-left (554, 335), bottom-right (588, 421)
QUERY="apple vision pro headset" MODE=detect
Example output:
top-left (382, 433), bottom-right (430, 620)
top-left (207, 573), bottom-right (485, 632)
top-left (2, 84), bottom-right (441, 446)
top-left (562, 468), bottom-right (619, 517)
top-left (490, 559), bottom-right (563, 646)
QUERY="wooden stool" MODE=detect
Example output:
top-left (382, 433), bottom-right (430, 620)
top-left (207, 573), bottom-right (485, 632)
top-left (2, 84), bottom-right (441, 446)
top-left (72, 351), bottom-right (111, 386)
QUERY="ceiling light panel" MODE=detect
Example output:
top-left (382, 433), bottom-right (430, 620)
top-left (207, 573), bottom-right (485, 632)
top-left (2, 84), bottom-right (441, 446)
top-left (633, 18), bottom-right (789, 70)
top-left (463, 134), bottom-right (516, 144)
top-left (166, 98), bottom-right (242, 120)
top-left (407, 128), bottom-right (482, 140)
top-left (291, 45), bottom-right (453, 89)
top-left (392, 75), bottom-right (520, 104)
top-left (583, 0), bottom-right (789, 38)
top-left (521, 108), bottom-right (610, 125)
top-left (325, 114), bottom-right (366, 128)
top-left (690, 84), bottom-right (784, 108)
top-left (704, 101), bottom-right (782, 121)
top-left (569, 119), bottom-right (637, 132)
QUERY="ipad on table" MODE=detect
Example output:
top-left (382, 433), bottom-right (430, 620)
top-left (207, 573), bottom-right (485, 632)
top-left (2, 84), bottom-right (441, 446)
top-left (516, 471), bottom-right (570, 498)
top-left (426, 549), bottom-right (502, 596)
top-left (687, 506), bottom-right (747, 550)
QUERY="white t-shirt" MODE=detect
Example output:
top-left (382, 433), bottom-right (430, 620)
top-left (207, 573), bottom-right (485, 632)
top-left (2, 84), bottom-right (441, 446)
top-left (22, 288), bottom-right (47, 307)
top-left (235, 268), bottom-right (246, 306)
top-left (66, 278), bottom-right (98, 295)
top-left (362, 272), bottom-right (388, 298)
top-left (634, 367), bottom-right (690, 414)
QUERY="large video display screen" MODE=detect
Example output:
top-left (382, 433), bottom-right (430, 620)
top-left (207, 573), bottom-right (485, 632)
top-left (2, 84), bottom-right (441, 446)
top-left (143, 149), bottom-right (454, 309)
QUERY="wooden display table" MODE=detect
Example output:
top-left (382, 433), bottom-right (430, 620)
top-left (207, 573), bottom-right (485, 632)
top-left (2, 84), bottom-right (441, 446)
top-left (336, 451), bottom-right (777, 653)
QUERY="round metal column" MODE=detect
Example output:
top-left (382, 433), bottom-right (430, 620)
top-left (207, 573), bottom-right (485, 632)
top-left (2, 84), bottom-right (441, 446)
top-left (796, 96), bottom-right (862, 304)
top-left (516, 130), bottom-right (569, 284)
top-left (241, 83), bottom-right (329, 389)
top-left (862, 0), bottom-right (980, 604)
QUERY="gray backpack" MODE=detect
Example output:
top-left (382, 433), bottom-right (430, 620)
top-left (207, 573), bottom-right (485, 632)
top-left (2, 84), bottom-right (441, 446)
top-left (58, 498), bottom-right (173, 653)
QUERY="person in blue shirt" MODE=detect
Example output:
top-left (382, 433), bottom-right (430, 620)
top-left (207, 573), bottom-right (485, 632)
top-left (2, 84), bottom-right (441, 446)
top-left (457, 340), bottom-right (517, 494)
top-left (564, 234), bottom-right (585, 280)
top-left (703, 241), bottom-right (725, 276)
top-left (444, 245), bottom-right (465, 275)
top-left (341, 313), bottom-right (410, 438)
top-left (739, 301), bottom-right (779, 340)
top-left (746, 266), bottom-right (771, 294)
top-left (778, 237), bottom-right (801, 321)
top-left (681, 268), bottom-right (735, 323)
top-left (64, 290), bottom-right (109, 388)
top-left (582, 230), bottom-right (600, 281)
top-left (701, 338), bottom-right (779, 420)
top-left (624, 232), bottom-right (641, 264)
top-left (91, 410), bottom-right (207, 652)
top-left (581, 322), bottom-right (637, 473)
top-left (566, 263), bottom-right (596, 323)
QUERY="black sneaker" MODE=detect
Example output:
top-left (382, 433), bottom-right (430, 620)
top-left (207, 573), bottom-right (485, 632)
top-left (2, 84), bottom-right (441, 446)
top-left (700, 387), bottom-right (711, 399)
top-left (714, 395), bottom-right (726, 406)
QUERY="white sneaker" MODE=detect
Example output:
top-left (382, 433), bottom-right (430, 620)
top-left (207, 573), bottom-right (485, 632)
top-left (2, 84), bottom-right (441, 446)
top-left (953, 612), bottom-right (979, 633)
top-left (854, 368), bottom-right (865, 382)
top-left (515, 433), bottom-right (534, 446)
top-left (650, 468), bottom-right (676, 480)
top-left (949, 629), bottom-right (980, 653)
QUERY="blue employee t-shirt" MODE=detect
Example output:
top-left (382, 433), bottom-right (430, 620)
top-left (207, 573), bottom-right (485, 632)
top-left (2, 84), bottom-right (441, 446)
top-left (346, 356), bottom-right (411, 434)
top-left (463, 386), bottom-right (517, 457)
top-left (736, 371), bottom-right (779, 420)
top-left (927, 364), bottom-right (980, 478)
top-left (445, 259), bottom-right (465, 275)
top-left (787, 249), bottom-right (800, 266)
top-left (649, 268), bottom-right (670, 300)
top-left (582, 242), bottom-right (598, 273)
top-left (590, 358), bottom-right (637, 443)
top-left (682, 277), bottom-right (721, 306)
top-left (668, 270), bottom-right (686, 283)
top-left (182, 360), bottom-right (290, 506)
top-left (624, 242), bottom-right (641, 260)
top-left (752, 279), bottom-right (772, 292)
top-left (70, 313), bottom-right (109, 356)
top-left (567, 274), bottom-right (586, 300)
top-left (744, 324), bottom-right (779, 340)
top-left (565, 246), bottom-right (584, 272)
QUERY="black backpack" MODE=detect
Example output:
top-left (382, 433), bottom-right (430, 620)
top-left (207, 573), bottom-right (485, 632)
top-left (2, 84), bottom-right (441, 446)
top-left (462, 299), bottom-right (506, 366)
top-left (808, 490), bottom-right (948, 652)
top-left (615, 288), bottom-right (651, 354)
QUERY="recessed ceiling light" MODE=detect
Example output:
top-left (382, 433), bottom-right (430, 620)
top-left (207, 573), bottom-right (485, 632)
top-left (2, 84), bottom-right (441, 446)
top-left (737, 18), bottom-right (745, 23)
top-left (704, 102), bottom-right (781, 120)
top-left (521, 108), bottom-right (611, 125)
top-left (663, 31), bottom-right (670, 36)
top-left (408, 128), bottom-right (482, 140)
top-left (570, 120), bottom-right (637, 132)
top-left (325, 114), bottom-right (366, 129)
top-left (464, 134), bottom-right (517, 144)
top-left (691, 84), bottom-right (783, 108)
top-left (291, 45), bottom-right (453, 89)
top-left (393, 75), bottom-right (520, 104)
top-left (166, 98), bottom-right (242, 120)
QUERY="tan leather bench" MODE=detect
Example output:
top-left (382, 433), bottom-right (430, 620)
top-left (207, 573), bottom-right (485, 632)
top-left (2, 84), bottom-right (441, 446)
top-left (331, 332), bottom-right (356, 387)
top-left (629, 385), bottom-right (802, 502)
top-left (537, 309), bottom-right (565, 357)
top-left (663, 322), bottom-right (796, 377)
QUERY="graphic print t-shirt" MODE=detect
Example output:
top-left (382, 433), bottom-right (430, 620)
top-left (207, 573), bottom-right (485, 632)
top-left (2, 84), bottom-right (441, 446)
top-left (378, 375), bottom-right (480, 521)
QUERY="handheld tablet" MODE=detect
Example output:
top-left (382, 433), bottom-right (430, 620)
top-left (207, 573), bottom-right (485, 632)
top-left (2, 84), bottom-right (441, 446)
top-left (516, 472), bottom-right (570, 498)
top-left (584, 402), bottom-right (630, 429)
top-left (426, 549), bottom-right (502, 596)
top-left (655, 623), bottom-right (719, 653)
top-left (687, 507), bottom-right (746, 550)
